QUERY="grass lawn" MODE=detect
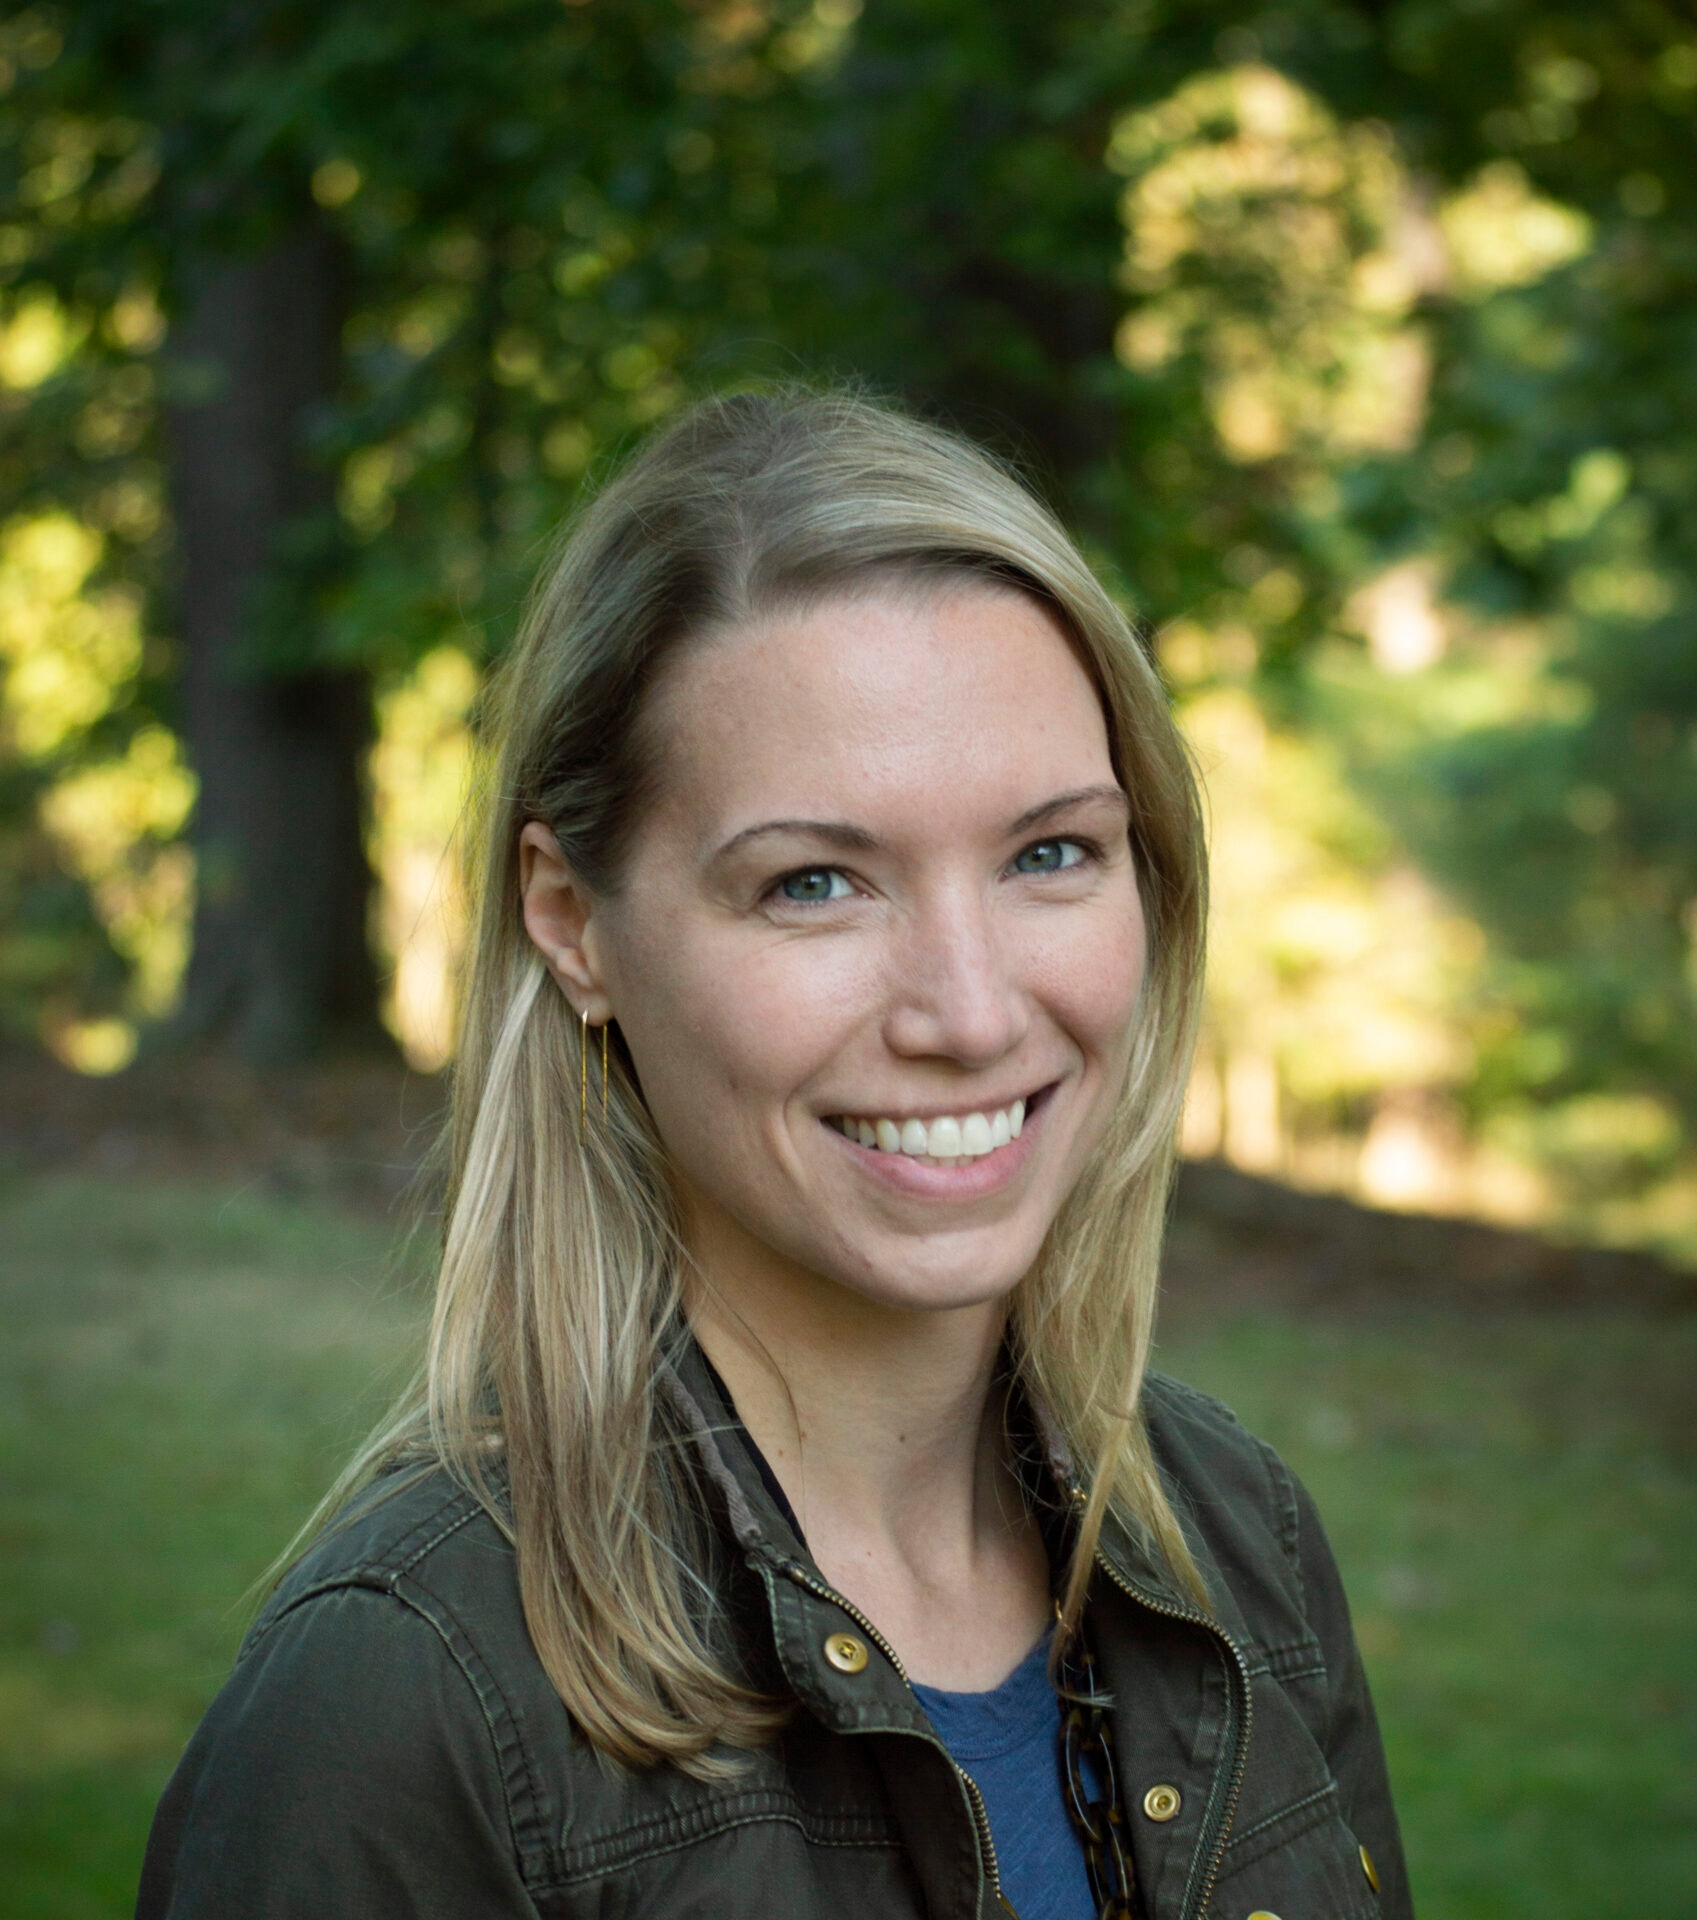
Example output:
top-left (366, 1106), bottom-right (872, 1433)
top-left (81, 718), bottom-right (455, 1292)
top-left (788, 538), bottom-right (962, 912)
top-left (2, 1172), bottom-right (1693, 1917)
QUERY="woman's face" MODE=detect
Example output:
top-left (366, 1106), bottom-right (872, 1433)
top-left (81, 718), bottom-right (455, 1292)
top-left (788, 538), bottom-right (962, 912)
top-left (551, 579), bottom-right (1146, 1315)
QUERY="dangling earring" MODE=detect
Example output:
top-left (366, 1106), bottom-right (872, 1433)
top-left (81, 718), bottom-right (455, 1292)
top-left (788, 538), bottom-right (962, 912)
top-left (579, 1005), bottom-right (590, 1141)
top-left (601, 1019), bottom-right (610, 1120)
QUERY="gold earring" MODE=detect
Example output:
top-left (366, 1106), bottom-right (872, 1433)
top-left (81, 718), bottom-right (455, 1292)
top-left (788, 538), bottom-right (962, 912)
top-left (601, 1020), bottom-right (609, 1120)
top-left (579, 1005), bottom-right (589, 1141)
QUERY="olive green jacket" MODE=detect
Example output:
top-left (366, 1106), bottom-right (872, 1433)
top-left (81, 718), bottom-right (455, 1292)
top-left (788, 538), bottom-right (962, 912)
top-left (138, 1343), bottom-right (1411, 1919)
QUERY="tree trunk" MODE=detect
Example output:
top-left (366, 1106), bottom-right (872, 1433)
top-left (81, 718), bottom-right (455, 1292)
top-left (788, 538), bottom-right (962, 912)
top-left (165, 219), bottom-right (387, 1063)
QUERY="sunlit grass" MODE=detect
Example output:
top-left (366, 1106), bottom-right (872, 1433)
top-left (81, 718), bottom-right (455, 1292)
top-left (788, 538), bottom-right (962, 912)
top-left (1, 1173), bottom-right (1692, 1917)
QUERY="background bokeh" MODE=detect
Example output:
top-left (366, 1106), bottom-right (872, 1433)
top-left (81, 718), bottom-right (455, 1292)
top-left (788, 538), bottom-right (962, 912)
top-left (0, 2), bottom-right (1693, 1914)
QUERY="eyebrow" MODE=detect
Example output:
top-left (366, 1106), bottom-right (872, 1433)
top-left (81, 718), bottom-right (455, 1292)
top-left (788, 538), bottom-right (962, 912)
top-left (710, 785), bottom-right (1129, 864)
top-left (1005, 784), bottom-right (1130, 836)
top-left (711, 818), bottom-right (882, 863)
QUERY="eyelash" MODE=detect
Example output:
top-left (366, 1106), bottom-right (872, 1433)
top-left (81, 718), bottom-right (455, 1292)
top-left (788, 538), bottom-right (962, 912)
top-left (763, 837), bottom-right (1105, 908)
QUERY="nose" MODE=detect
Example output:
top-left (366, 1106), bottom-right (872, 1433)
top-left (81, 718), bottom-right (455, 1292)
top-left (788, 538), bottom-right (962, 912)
top-left (881, 884), bottom-right (1029, 1069)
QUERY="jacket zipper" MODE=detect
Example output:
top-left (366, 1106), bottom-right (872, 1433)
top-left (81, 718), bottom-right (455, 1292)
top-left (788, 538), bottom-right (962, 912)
top-left (780, 1561), bottom-right (1018, 1917)
top-left (958, 1764), bottom-right (1019, 1916)
top-left (1088, 1545), bottom-right (1253, 1920)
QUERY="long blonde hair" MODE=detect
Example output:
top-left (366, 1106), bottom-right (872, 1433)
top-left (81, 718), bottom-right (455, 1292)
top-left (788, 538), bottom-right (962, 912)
top-left (335, 388), bottom-right (1207, 1775)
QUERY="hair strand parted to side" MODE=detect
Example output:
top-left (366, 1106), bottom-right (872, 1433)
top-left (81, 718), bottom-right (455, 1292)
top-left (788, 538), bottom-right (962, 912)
top-left (306, 386), bottom-right (1209, 1775)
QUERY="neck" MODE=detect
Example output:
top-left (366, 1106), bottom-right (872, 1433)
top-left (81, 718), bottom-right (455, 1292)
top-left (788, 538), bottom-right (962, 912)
top-left (688, 1253), bottom-right (1009, 1550)
top-left (680, 1195), bottom-right (1052, 1688)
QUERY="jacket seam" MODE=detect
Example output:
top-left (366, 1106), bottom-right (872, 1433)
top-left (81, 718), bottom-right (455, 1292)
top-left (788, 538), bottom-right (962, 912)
top-left (1247, 1639), bottom-right (1326, 1684)
top-left (252, 1481), bottom-right (483, 1639)
top-left (1217, 1780), bottom-right (1353, 1882)
top-left (1267, 1658), bottom-right (1328, 1683)
top-left (1257, 1634), bottom-right (1322, 1661)
top-left (1175, 1633), bottom-right (1241, 1920)
top-left (1253, 1431), bottom-right (1304, 1613)
top-left (390, 1496), bottom-right (488, 1577)
top-left (554, 1796), bottom-right (902, 1881)
top-left (238, 1497), bottom-right (490, 1658)
top-left (1225, 1778), bottom-right (1338, 1851)
top-left (1142, 1371), bottom-right (1245, 1432)
top-left (357, 1479), bottom-right (479, 1571)
top-left (388, 1570), bottom-right (557, 1890)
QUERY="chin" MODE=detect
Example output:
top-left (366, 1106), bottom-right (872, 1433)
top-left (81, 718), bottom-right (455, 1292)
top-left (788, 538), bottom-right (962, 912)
top-left (821, 1236), bottom-right (1037, 1317)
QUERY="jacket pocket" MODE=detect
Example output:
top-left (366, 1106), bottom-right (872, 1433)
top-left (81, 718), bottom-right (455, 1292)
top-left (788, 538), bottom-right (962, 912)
top-left (1210, 1796), bottom-right (1382, 1920)
top-left (1207, 1666), bottom-right (1383, 1919)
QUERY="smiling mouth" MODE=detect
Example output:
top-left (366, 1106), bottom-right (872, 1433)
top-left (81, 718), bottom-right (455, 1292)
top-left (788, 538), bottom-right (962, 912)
top-left (825, 1090), bottom-right (1047, 1167)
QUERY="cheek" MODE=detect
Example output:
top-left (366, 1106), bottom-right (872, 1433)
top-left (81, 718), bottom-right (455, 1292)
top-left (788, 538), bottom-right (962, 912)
top-left (611, 921), bottom-right (868, 1139)
top-left (1038, 892), bottom-right (1148, 1071)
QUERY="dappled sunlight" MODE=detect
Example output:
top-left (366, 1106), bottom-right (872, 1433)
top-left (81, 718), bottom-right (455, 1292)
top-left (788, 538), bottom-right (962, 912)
top-left (369, 646), bottom-right (479, 1072)
top-left (1348, 561), bottom-right (1446, 675)
top-left (1440, 160), bottom-right (1592, 298)
top-left (0, 287), bottom-right (77, 389)
top-left (0, 514), bottom-right (141, 758)
top-left (1177, 678), bottom-right (1510, 1217)
top-left (1110, 65), bottom-right (1433, 465)
top-left (1111, 61), bottom-right (1692, 1258)
top-left (0, 514), bottom-right (194, 1063)
top-left (39, 729), bottom-right (195, 1015)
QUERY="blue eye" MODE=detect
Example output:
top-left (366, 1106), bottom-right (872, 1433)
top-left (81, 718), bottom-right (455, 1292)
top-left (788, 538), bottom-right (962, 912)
top-left (778, 868), bottom-right (851, 904)
top-left (1013, 839), bottom-right (1084, 874)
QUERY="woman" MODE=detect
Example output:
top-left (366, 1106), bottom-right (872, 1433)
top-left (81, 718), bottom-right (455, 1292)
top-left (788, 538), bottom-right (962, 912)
top-left (139, 390), bottom-right (1410, 1919)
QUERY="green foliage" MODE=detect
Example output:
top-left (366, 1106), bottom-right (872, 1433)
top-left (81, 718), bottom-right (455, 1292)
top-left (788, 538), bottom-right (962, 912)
top-left (0, 0), bottom-right (828, 665)
top-left (0, 0), bottom-right (1692, 1215)
top-left (1327, 3), bottom-right (1697, 1167)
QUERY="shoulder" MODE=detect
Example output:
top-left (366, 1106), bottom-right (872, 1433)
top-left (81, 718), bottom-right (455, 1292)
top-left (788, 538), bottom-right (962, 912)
top-left (140, 1466), bottom-right (564, 1915)
top-left (1140, 1368), bottom-right (1293, 1515)
top-left (245, 1460), bottom-right (557, 1762)
top-left (1137, 1370), bottom-right (1321, 1637)
top-left (243, 1461), bottom-right (540, 1768)
top-left (262, 1461), bottom-right (514, 1622)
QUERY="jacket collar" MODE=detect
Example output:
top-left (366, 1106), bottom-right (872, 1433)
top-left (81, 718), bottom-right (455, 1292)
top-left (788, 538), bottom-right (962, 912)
top-left (656, 1331), bottom-right (808, 1564)
top-left (656, 1324), bottom-right (1199, 1618)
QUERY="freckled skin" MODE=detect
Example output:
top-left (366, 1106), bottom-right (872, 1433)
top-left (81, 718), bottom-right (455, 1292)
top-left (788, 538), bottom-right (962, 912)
top-left (586, 581), bottom-right (1147, 1315)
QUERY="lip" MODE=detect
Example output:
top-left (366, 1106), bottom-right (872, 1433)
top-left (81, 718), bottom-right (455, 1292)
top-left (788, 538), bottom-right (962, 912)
top-left (822, 1082), bottom-right (1051, 1130)
top-left (819, 1082), bottom-right (1056, 1200)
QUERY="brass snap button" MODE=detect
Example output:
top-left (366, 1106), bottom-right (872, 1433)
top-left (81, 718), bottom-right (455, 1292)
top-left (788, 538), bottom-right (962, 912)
top-left (1246, 1912), bottom-right (1282, 1920)
top-left (1142, 1783), bottom-right (1181, 1822)
top-left (1359, 1843), bottom-right (1380, 1892)
top-left (823, 1631), bottom-right (869, 1674)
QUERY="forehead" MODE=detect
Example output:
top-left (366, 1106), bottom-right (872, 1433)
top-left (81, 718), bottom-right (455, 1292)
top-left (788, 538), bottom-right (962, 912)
top-left (641, 579), bottom-right (1117, 843)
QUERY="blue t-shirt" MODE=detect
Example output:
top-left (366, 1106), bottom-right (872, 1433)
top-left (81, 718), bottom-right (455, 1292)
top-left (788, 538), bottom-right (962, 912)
top-left (912, 1635), bottom-right (1095, 1920)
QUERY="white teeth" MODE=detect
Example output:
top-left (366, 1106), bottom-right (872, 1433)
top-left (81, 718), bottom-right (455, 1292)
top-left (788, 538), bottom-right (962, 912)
top-left (835, 1097), bottom-right (1035, 1164)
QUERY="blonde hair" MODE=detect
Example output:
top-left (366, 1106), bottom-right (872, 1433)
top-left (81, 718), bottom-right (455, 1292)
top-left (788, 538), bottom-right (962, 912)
top-left (332, 388), bottom-right (1207, 1775)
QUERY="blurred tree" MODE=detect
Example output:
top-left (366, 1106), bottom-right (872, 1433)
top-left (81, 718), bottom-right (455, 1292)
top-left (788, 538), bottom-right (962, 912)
top-left (1319, 4), bottom-right (1697, 1197)
top-left (0, 0), bottom-right (812, 1059)
top-left (0, 0), bottom-right (1691, 1242)
top-left (164, 222), bottom-right (376, 1059)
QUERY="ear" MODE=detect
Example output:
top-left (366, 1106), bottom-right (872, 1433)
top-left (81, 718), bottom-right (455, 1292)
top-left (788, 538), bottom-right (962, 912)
top-left (518, 821), bottom-right (614, 1022)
